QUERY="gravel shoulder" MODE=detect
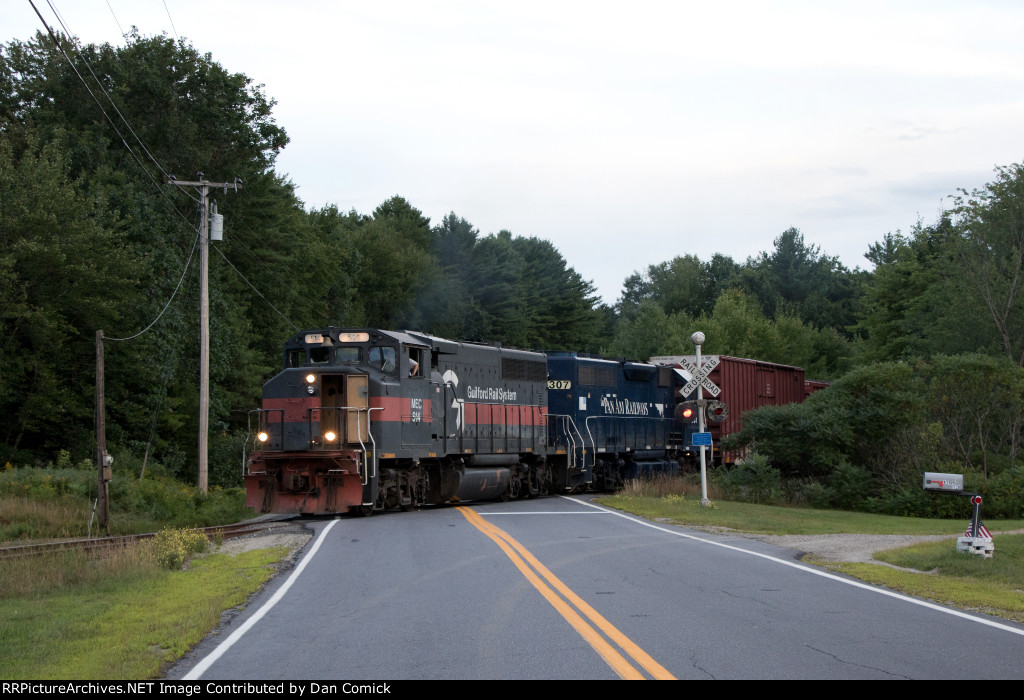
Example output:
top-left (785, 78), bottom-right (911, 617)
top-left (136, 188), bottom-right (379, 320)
top-left (724, 529), bottom-right (1024, 563)
top-left (734, 532), bottom-right (955, 563)
top-left (213, 524), bottom-right (312, 559)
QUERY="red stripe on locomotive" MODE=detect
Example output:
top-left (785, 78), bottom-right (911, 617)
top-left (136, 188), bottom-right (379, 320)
top-left (462, 403), bottom-right (545, 426)
top-left (262, 396), bottom-right (319, 422)
top-left (368, 396), bottom-right (433, 422)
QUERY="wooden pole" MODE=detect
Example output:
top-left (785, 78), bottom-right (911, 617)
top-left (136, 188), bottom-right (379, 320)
top-left (95, 330), bottom-right (109, 533)
top-left (198, 182), bottom-right (209, 494)
top-left (167, 176), bottom-right (239, 494)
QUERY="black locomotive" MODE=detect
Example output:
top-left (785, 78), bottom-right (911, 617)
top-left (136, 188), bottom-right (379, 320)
top-left (245, 328), bottom-right (692, 515)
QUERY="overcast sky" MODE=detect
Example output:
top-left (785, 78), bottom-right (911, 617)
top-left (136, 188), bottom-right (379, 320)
top-left (9, 1), bottom-right (1024, 303)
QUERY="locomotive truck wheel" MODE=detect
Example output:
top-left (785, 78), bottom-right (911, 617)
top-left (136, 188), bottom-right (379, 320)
top-left (510, 474), bottom-right (524, 500)
top-left (526, 471), bottom-right (540, 499)
top-left (356, 505), bottom-right (374, 517)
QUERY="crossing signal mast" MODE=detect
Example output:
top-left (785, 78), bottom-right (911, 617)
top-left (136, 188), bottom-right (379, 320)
top-left (675, 331), bottom-right (728, 507)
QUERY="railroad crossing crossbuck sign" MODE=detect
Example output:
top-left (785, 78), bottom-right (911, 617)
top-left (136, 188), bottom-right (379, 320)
top-left (677, 356), bottom-right (721, 397)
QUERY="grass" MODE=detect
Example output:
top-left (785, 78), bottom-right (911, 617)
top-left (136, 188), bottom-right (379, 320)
top-left (0, 544), bottom-right (288, 679)
top-left (813, 535), bottom-right (1024, 624)
top-left (0, 466), bottom-right (287, 680)
top-left (599, 492), bottom-right (1024, 535)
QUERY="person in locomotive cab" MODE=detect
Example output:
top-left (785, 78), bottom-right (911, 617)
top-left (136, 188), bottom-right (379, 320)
top-left (407, 347), bottom-right (424, 377)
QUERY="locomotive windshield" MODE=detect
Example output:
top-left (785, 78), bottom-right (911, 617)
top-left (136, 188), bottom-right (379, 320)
top-left (336, 347), bottom-right (361, 363)
top-left (309, 347), bottom-right (331, 365)
top-left (285, 344), bottom-right (362, 368)
top-left (369, 346), bottom-right (397, 374)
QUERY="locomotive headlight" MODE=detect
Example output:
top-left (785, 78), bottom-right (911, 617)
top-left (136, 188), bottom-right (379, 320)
top-left (257, 431), bottom-right (269, 443)
top-left (324, 431), bottom-right (337, 442)
top-left (305, 373), bottom-right (316, 384)
top-left (306, 385), bottom-right (315, 395)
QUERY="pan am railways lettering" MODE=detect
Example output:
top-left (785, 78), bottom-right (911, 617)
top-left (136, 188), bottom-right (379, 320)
top-left (600, 395), bottom-right (658, 416)
top-left (466, 386), bottom-right (518, 402)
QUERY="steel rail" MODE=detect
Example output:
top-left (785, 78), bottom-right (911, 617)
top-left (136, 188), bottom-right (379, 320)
top-left (0, 519), bottom-right (294, 560)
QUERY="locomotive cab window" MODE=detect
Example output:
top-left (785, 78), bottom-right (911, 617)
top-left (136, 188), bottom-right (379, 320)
top-left (336, 347), bottom-right (360, 364)
top-left (369, 346), bottom-right (397, 374)
top-left (407, 347), bottom-right (424, 378)
top-left (309, 347), bottom-right (331, 365)
top-left (286, 349), bottom-right (306, 368)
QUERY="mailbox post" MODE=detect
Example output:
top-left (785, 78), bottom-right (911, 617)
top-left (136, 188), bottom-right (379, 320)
top-left (923, 472), bottom-right (994, 558)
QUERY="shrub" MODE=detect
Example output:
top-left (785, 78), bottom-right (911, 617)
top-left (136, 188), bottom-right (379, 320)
top-left (152, 528), bottom-right (209, 569)
top-left (825, 461), bottom-right (871, 511)
top-left (980, 466), bottom-right (1024, 519)
top-left (712, 455), bottom-right (781, 504)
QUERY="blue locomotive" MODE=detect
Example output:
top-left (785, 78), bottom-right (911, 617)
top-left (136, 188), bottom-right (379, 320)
top-left (546, 353), bottom-right (686, 491)
top-left (245, 328), bottom-right (692, 515)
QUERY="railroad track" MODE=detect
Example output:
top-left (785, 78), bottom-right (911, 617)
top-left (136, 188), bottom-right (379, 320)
top-left (0, 518), bottom-right (297, 560)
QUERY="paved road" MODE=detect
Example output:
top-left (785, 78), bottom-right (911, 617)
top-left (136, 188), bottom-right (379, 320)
top-left (171, 496), bottom-right (1024, 680)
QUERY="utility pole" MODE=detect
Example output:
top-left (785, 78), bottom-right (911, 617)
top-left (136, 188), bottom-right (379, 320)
top-left (95, 330), bottom-right (110, 533)
top-left (168, 174), bottom-right (240, 494)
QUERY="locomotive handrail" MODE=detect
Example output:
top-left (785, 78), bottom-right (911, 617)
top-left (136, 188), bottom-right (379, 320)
top-left (583, 419), bottom-right (597, 470)
top-left (357, 407), bottom-right (384, 487)
top-left (548, 413), bottom-right (589, 475)
top-left (246, 408), bottom-right (285, 471)
top-left (250, 407), bottom-right (285, 429)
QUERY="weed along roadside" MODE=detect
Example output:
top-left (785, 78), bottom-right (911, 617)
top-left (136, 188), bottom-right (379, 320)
top-left (0, 463), bottom-right (308, 680)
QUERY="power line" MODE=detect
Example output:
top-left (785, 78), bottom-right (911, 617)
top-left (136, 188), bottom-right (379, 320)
top-left (103, 0), bottom-right (126, 38)
top-left (33, 2), bottom-right (298, 334)
top-left (30, 1), bottom-right (306, 331)
top-left (211, 244), bottom-right (300, 332)
top-left (105, 228), bottom-right (201, 342)
top-left (26, 0), bottom-right (222, 349)
top-left (161, 0), bottom-right (180, 42)
top-left (41, 0), bottom-right (199, 206)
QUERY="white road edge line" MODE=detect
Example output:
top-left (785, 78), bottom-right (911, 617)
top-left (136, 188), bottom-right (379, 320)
top-left (182, 519), bottom-right (340, 680)
top-left (482, 510), bottom-right (607, 515)
top-left (562, 496), bottom-right (1024, 638)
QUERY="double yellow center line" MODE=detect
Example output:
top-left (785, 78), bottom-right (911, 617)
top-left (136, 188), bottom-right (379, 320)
top-left (458, 506), bottom-right (676, 680)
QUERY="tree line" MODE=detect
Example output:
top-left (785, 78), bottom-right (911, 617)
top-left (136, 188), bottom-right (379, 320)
top-left (0, 32), bottom-right (605, 481)
top-left (2, 31), bottom-right (1022, 508)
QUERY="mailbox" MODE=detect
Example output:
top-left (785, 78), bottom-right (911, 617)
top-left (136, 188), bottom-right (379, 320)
top-left (923, 472), bottom-right (963, 492)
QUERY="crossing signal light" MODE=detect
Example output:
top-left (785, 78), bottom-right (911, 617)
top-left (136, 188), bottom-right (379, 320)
top-left (706, 400), bottom-right (729, 423)
top-left (675, 400), bottom-right (699, 423)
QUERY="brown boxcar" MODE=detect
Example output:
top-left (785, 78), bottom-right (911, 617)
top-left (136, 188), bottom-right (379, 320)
top-left (650, 354), bottom-right (815, 464)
